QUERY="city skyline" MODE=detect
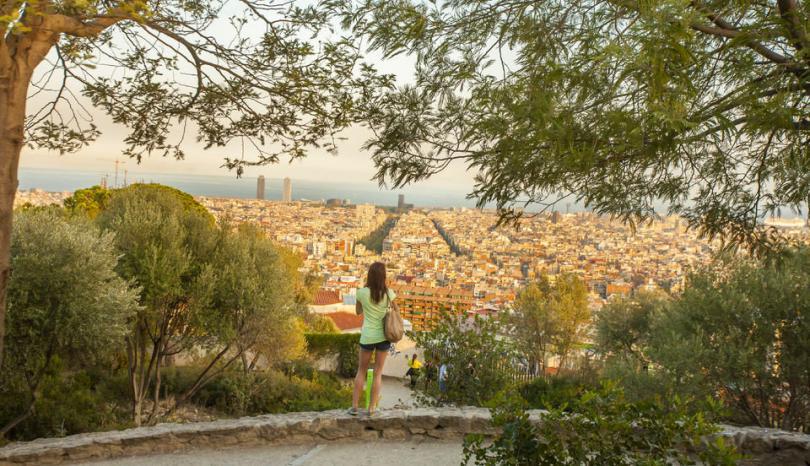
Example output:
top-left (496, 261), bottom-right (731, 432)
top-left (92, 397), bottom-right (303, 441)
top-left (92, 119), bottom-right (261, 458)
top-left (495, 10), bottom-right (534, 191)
top-left (15, 167), bottom-right (510, 211)
top-left (17, 167), bottom-right (810, 221)
top-left (15, 188), bottom-right (810, 329)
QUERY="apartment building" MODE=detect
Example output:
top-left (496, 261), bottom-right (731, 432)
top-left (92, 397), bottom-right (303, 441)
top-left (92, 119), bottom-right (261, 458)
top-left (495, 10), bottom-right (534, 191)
top-left (391, 284), bottom-right (475, 331)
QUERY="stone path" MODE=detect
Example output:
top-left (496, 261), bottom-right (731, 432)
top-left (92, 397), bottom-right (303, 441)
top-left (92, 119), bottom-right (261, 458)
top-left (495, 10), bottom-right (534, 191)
top-left (377, 376), bottom-right (416, 409)
top-left (77, 440), bottom-right (464, 466)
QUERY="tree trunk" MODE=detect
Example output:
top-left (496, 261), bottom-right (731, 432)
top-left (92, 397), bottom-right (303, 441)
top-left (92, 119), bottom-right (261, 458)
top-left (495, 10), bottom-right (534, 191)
top-left (0, 59), bottom-right (30, 372)
top-left (0, 23), bottom-right (59, 370)
top-left (240, 348), bottom-right (249, 374)
top-left (164, 346), bottom-right (241, 418)
top-left (0, 396), bottom-right (35, 439)
top-left (128, 322), bottom-right (158, 427)
top-left (146, 335), bottom-right (165, 425)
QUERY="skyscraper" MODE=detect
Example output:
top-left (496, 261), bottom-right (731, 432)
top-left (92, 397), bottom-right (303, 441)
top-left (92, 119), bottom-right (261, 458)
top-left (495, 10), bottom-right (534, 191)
top-left (398, 194), bottom-right (405, 209)
top-left (282, 177), bottom-right (292, 202)
top-left (256, 175), bottom-right (265, 200)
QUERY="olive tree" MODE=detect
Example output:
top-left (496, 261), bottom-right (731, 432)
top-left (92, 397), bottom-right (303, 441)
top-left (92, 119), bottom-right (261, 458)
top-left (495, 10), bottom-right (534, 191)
top-left (97, 184), bottom-right (302, 424)
top-left (0, 209), bottom-right (138, 439)
top-left (652, 248), bottom-right (810, 431)
top-left (594, 291), bottom-right (669, 369)
top-left (0, 0), bottom-right (388, 370)
top-left (97, 184), bottom-right (219, 425)
top-left (602, 248), bottom-right (810, 431)
top-left (167, 223), bottom-right (298, 414)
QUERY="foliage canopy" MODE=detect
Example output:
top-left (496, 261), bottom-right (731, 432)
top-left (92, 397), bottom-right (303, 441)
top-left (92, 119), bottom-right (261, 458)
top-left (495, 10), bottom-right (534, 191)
top-left (595, 247), bottom-right (810, 431)
top-left (338, 0), bottom-right (810, 251)
top-left (464, 385), bottom-right (739, 465)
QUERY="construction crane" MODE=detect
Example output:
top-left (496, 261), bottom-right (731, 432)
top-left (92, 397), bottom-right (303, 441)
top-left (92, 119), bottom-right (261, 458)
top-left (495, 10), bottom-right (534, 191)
top-left (114, 159), bottom-right (127, 188)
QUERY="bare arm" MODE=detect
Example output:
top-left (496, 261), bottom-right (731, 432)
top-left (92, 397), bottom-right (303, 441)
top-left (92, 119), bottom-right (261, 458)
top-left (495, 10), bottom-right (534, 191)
top-left (356, 301), bottom-right (363, 316)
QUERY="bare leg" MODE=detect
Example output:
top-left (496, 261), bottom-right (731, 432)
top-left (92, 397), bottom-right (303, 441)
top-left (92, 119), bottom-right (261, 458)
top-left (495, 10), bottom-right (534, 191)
top-left (369, 349), bottom-right (388, 413)
top-left (352, 349), bottom-right (373, 410)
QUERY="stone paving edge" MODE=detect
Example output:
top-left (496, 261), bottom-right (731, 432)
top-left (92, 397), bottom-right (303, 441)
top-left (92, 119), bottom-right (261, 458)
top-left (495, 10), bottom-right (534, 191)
top-left (0, 408), bottom-right (808, 465)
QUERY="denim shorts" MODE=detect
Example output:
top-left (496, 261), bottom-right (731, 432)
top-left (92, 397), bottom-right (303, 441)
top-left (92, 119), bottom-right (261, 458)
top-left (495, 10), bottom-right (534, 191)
top-left (359, 340), bottom-right (391, 352)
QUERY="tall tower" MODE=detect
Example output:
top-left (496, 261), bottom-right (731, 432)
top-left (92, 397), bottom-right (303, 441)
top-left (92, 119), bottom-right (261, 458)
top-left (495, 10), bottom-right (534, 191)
top-left (256, 175), bottom-right (266, 200)
top-left (282, 177), bottom-right (292, 202)
top-left (398, 194), bottom-right (405, 209)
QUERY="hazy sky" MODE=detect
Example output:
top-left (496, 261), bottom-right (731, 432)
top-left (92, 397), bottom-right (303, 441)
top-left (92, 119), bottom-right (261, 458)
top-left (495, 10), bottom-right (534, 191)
top-left (20, 122), bottom-right (475, 190)
top-left (20, 8), bottom-right (477, 193)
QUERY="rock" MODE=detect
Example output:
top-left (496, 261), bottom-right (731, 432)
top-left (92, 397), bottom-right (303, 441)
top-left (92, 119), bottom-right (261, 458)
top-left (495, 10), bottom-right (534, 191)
top-left (359, 430), bottom-right (380, 441)
top-left (382, 429), bottom-right (409, 440)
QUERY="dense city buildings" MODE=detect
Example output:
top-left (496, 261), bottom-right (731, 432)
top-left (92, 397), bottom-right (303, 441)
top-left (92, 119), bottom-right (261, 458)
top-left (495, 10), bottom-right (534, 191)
top-left (16, 187), bottom-right (810, 329)
top-left (256, 175), bottom-right (265, 200)
top-left (14, 189), bottom-right (71, 207)
top-left (192, 197), bottom-right (730, 322)
top-left (392, 285), bottom-right (475, 330)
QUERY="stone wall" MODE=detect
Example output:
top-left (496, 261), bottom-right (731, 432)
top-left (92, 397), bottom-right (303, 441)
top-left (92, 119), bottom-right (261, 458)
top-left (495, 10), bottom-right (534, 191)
top-left (0, 408), bottom-right (808, 465)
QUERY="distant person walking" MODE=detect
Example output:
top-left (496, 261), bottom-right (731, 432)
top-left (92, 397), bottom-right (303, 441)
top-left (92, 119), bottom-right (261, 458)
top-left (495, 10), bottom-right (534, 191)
top-left (423, 358), bottom-right (436, 390)
top-left (438, 363), bottom-right (448, 399)
top-left (348, 262), bottom-right (396, 416)
top-left (405, 354), bottom-right (422, 388)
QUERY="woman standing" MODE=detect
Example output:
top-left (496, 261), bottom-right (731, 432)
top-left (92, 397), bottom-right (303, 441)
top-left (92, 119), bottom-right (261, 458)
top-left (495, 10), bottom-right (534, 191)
top-left (348, 262), bottom-right (396, 416)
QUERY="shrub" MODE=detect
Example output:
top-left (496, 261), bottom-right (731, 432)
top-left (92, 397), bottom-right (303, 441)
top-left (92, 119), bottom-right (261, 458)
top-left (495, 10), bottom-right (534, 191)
top-left (305, 333), bottom-right (361, 378)
top-left (279, 358), bottom-right (318, 380)
top-left (0, 369), bottom-right (126, 442)
top-left (303, 313), bottom-right (340, 334)
top-left (413, 315), bottom-right (518, 406)
top-left (464, 385), bottom-right (740, 466)
top-left (1, 209), bottom-right (138, 439)
top-left (191, 368), bottom-right (350, 416)
top-left (520, 372), bottom-right (600, 410)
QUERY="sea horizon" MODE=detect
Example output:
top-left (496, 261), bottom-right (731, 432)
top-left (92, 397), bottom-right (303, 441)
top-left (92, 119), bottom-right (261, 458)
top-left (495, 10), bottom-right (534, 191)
top-left (18, 166), bottom-right (496, 210)
top-left (17, 167), bottom-right (806, 221)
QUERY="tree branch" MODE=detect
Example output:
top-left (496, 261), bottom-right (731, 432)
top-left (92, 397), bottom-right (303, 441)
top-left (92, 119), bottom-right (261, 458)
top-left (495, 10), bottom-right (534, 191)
top-left (43, 12), bottom-right (126, 38)
top-left (777, 0), bottom-right (809, 53)
top-left (688, 22), bottom-right (789, 65)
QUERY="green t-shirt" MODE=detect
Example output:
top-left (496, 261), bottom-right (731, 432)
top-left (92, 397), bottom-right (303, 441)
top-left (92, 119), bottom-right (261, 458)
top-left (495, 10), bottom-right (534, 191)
top-left (356, 287), bottom-right (396, 344)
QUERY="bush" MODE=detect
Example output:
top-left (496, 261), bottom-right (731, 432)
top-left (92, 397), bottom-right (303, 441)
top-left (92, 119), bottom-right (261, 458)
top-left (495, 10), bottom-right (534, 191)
top-left (413, 315), bottom-right (518, 406)
top-left (1, 209), bottom-right (138, 440)
top-left (279, 358), bottom-right (318, 380)
top-left (520, 373), bottom-right (600, 410)
top-left (0, 370), bottom-right (126, 442)
top-left (80, 363), bottom-right (350, 422)
top-left (464, 385), bottom-right (740, 466)
top-left (303, 313), bottom-right (340, 334)
top-left (305, 333), bottom-right (361, 378)
top-left (191, 368), bottom-right (350, 416)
